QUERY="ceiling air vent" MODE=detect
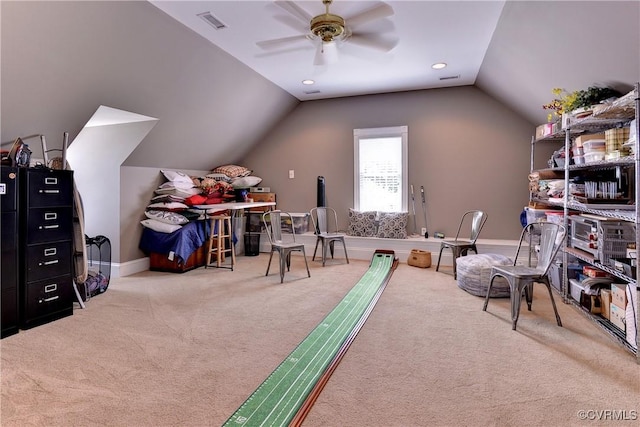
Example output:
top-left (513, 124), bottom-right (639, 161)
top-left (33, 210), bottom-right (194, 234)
top-left (198, 12), bottom-right (227, 30)
top-left (439, 75), bottom-right (460, 81)
top-left (304, 90), bottom-right (321, 95)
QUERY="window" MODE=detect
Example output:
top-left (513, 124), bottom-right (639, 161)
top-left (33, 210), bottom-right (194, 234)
top-left (353, 126), bottom-right (408, 212)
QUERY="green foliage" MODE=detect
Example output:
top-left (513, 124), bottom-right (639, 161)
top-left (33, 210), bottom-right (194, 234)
top-left (542, 86), bottom-right (621, 122)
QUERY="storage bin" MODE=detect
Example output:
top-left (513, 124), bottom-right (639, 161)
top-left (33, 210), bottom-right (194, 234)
top-left (573, 154), bottom-right (585, 165)
top-left (575, 133), bottom-right (605, 147)
top-left (281, 213), bottom-right (310, 234)
top-left (569, 279), bottom-right (585, 302)
top-left (582, 139), bottom-right (606, 153)
top-left (525, 206), bottom-right (559, 225)
top-left (584, 152), bottom-right (605, 163)
top-left (545, 211), bottom-right (564, 224)
top-left (407, 249), bottom-right (431, 268)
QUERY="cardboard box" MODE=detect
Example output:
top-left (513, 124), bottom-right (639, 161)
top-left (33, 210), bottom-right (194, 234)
top-left (583, 266), bottom-right (609, 278)
top-left (535, 123), bottom-right (555, 140)
top-left (600, 289), bottom-right (611, 320)
top-left (611, 283), bottom-right (628, 308)
top-left (248, 192), bottom-right (276, 212)
top-left (580, 293), bottom-right (601, 314)
top-left (575, 133), bottom-right (606, 147)
top-left (610, 303), bottom-right (626, 331)
top-left (249, 192), bottom-right (276, 203)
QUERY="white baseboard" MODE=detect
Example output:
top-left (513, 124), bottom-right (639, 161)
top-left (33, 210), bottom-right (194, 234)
top-left (259, 233), bottom-right (519, 266)
top-left (114, 257), bottom-right (150, 277)
top-left (121, 234), bottom-right (519, 276)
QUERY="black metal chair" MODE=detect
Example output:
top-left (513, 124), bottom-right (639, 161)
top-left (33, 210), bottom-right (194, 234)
top-left (262, 210), bottom-right (311, 283)
top-left (309, 207), bottom-right (349, 266)
top-left (435, 210), bottom-right (487, 279)
top-left (483, 222), bottom-right (565, 330)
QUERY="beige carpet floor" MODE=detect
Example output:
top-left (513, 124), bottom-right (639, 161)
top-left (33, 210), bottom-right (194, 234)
top-left (1, 254), bottom-right (638, 427)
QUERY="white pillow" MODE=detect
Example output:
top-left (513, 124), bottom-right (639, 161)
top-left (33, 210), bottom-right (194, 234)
top-left (154, 187), bottom-right (202, 198)
top-left (141, 218), bottom-right (182, 233)
top-left (161, 169), bottom-right (193, 184)
top-left (232, 175), bottom-right (262, 189)
top-left (158, 181), bottom-right (194, 190)
top-left (147, 202), bottom-right (190, 210)
top-left (145, 209), bottom-right (189, 225)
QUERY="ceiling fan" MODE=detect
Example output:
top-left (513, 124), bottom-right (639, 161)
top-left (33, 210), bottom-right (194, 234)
top-left (257, 0), bottom-right (397, 65)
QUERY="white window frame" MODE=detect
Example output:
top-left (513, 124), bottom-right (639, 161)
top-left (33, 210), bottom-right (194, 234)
top-left (353, 125), bottom-right (408, 212)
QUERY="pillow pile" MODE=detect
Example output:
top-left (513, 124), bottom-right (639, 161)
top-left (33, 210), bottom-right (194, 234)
top-left (141, 166), bottom-right (265, 234)
top-left (141, 170), bottom-right (201, 233)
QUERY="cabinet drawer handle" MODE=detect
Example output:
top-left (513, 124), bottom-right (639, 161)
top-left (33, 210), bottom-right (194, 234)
top-left (44, 248), bottom-right (57, 256)
top-left (40, 224), bottom-right (60, 230)
top-left (39, 296), bottom-right (59, 303)
top-left (39, 189), bottom-right (60, 194)
top-left (44, 284), bottom-right (57, 293)
top-left (44, 212), bottom-right (57, 220)
top-left (40, 260), bottom-right (59, 266)
top-left (45, 177), bottom-right (58, 185)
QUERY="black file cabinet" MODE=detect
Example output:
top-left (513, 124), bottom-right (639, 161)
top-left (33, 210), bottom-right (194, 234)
top-left (1, 166), bottom-right (20, 338)
top-left (19, 168), bottom-right (74, 329)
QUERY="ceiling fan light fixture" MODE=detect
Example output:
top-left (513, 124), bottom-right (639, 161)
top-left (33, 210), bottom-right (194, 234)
top-left (314, 41), bottom-right (339, 65)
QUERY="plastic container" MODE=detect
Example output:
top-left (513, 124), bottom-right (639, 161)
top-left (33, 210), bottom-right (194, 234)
top-left (525, 207), bottom-right (553, 225)
top-left (584, 152), bottom-right (605, 163)
top-left (545, 211), bottom-right (564, 224)
top-left (282, 213), bottom-right (310, 234)
top-left (582, 139), bottom-right (606, 153)
top-left (573, 155), bottom-right (585, 165)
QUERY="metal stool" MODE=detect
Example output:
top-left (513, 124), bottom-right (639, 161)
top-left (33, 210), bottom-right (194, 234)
top-left (206, 215), bottom-right (235, 270)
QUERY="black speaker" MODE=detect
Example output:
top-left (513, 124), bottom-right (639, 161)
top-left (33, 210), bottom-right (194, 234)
top-left (317, 176), bottom-right (326, 207)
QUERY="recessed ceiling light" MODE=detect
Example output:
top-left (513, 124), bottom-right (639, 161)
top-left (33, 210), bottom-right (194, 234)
top-left (431, 62), bottom-right (447, 70)
top-left (302, 79), bottom-right (315, 85)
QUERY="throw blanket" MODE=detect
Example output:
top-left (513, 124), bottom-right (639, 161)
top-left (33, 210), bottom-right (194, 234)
top-left (139, 220), bottom-right (210, 264)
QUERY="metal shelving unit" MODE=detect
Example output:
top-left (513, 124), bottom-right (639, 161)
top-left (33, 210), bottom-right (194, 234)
top-left (531, 83), bottom-right (639, 363)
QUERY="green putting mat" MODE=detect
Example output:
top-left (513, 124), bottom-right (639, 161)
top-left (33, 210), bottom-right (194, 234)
top-left (223, 251), bottom-right (397, 427)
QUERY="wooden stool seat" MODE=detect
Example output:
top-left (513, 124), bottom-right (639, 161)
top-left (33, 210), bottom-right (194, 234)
top-left (206, 215), bottom-right (235, 270)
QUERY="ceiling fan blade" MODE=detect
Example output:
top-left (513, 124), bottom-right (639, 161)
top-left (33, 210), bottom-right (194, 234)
top-left (348, 33), bottom-right (398, 52)
top-left (274, 1), bottom-right (312, 25)
top-left (345, 3), bottom-right (394, 28)
top-left (273, 14), bottom-right (309, 33)
top-left (256, 45), bottom-right (315, 59)
top-left (256, 34), bottom-right (310, 50)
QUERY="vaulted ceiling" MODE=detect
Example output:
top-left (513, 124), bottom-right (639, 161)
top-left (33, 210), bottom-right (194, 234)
top-left (150, 1), bottom-right (640, 125)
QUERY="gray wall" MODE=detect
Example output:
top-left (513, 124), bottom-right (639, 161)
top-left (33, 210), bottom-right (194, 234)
top-left (244, 86), bottom-right (553, 240)
top-left (1, 0), bottom-right (559, 264)
top-left (0, 1), bottom-right (299, 170)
